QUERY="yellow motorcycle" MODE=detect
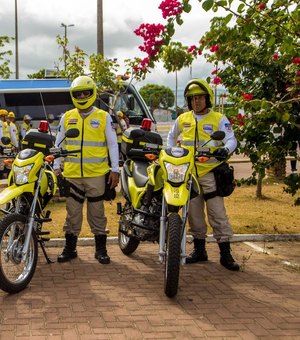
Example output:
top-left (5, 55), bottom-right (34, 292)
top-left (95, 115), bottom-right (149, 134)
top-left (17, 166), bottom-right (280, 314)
top-left (117, 120), bottom-right (225, 297)
top-left (0, 123), bottom-right (80, 294)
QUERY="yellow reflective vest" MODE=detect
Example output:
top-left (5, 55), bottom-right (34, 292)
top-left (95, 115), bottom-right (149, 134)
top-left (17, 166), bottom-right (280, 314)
top-left (63, 108), bottom-right (110, 178)
top-left (178, 110), bottom-right (224, 177)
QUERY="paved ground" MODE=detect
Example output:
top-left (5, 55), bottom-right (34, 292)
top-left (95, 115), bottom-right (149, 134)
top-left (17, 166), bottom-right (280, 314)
top-left (0, 241), bottom-right (299, 339)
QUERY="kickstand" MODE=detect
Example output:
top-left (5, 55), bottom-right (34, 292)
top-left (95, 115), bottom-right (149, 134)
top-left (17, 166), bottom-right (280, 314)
top-left (39, 240), bottom-right (55, 264)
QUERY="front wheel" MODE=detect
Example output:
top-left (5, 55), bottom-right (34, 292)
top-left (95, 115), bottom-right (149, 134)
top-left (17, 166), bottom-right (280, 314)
top-left (118, 232), bottom-right (140, 255)
top-left (164, 212), bottom-right (182, 298)
top-left (0, 213), bottom-right (38, 294)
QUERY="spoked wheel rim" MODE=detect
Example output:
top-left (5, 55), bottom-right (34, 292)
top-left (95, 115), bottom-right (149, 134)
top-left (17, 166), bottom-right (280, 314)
top-left (0, 221), bottom-right (35, 284)
top-left (0, 213), bottom-right (38, 293)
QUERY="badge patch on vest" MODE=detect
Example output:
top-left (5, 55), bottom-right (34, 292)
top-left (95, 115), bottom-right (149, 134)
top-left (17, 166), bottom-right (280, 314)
top-left (225, 123), bottom-right (232, 131)
top-left (203, 124), bottom-right (213, 134)
top-left (68, 119), bottom-right (78, 125)
top-left (90, 119), bottom-right (100, 128)
top-left (183, 123), bottom-right (191, 129)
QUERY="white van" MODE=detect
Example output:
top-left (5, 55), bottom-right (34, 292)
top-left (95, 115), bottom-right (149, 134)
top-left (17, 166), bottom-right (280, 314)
top-left (0, 78), bottom-right (156, 128)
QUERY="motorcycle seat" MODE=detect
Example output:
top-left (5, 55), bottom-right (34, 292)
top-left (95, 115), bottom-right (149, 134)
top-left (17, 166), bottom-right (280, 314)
top-left (132, 161), bottom-right (149, 187)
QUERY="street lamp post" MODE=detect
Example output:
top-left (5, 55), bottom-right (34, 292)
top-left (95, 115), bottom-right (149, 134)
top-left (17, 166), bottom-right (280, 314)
top-left (15, 0), bottom-right (19, 79)
top-left (60, 23), bottom-right (74, 71)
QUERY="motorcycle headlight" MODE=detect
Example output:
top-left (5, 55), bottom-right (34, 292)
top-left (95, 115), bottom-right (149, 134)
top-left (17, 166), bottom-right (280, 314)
top-left (164, 162), bottom-right (190, 183)
top-left (14, 164), bottom-right (34, 185)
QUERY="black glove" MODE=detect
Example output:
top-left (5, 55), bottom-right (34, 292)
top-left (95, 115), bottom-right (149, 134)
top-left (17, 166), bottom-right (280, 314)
top-left (213, 147), bottom-right (229, 161)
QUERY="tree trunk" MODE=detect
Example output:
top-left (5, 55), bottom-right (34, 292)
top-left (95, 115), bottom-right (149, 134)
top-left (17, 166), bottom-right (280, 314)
top-left (256, 173), bottom-right (263, 198)
top-left (175, 71), bottom-right (178, 116)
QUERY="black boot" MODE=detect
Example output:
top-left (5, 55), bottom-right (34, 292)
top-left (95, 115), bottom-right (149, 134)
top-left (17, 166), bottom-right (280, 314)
top-left (186, 238), bottom-right (208, 264)
top-left (95, 234), bottom-right (110, 264)
top-left (57, 233), bottom-right (78, 263)
top-left (218, 242), bottom-right (240, 271)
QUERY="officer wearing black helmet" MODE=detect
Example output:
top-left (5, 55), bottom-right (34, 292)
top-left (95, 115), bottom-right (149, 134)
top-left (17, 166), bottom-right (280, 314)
top-left (167, 78), bottom-right (239, 271)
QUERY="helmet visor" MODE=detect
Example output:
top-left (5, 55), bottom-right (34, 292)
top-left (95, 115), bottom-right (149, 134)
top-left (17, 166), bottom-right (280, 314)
top-left (72, 89), bottom-right (93, 99)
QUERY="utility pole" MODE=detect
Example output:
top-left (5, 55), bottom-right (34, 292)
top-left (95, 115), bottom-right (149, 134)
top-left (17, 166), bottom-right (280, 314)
top-left (97, 0), bottom-right (104, 56)
top-left (15, 0), bottom-right (19, 79)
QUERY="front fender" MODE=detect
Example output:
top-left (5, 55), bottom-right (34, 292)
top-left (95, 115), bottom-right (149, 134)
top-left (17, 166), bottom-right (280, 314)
top-left (163, 182), bottom-right (190, 206)
top-left (0, 183), bottom-right (35, 205)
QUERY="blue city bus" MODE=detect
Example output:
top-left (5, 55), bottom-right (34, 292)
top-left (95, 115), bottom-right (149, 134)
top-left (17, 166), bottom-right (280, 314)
top-left (0, 78), bottom-right (156, 128)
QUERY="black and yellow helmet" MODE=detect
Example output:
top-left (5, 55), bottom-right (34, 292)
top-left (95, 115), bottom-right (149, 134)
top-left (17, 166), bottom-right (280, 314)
top-left (184, 79), bottom-right (214, 110)
top-left (70, 76), bottom-right (97, 110)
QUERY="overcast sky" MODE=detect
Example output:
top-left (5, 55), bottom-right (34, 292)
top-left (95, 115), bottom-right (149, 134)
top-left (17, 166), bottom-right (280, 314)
top-left (1, 0), bottom-right (220, 104)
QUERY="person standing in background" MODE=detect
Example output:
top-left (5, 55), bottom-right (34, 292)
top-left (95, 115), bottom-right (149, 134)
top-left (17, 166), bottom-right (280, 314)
top-left (21, 114), bottom-right (32, 139)
top-left (7, 111), bottom-right (19, 150)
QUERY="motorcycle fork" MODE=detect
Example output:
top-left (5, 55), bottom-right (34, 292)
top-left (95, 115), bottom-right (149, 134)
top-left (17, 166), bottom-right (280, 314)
top-left (158, 177), bottom-right (192, 265)
top-left (21, 165), bottom-right (45, 262)
top-left (158, 197), bottom-right (167, 263)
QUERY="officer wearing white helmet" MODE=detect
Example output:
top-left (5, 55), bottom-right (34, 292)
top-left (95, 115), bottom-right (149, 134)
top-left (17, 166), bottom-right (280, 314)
top-left (21, 114), bottom-right (32, 139)
top-left (167, 78), bottom-right (239, 271)
top-left (54, 75), bottom-right (119, 265)
top-left (47, 113), bottom-right (58, 135)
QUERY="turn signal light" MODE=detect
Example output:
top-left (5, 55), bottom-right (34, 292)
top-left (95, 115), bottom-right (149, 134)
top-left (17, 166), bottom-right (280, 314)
top-left (145, 153), bottom-right (158, 161)
top-left (197, 156), bottom-right (210, 163)
top-left (4, 159), bottom-right (13, 166)
top-left (44, 155), bottom-right (55, 163)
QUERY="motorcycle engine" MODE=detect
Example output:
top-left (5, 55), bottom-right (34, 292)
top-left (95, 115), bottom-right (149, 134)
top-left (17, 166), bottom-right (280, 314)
top-left (131, 198), bottom-right (161, 242)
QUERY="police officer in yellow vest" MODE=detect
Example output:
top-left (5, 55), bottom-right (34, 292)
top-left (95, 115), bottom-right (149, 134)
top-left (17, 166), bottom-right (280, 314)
top-left (7, 111), bottom-right (19, 150)
top-left (0, 109), bottom-right (8, 148)
top-left (54, 76), bottom-right (119, 264)
top-left (21, 114), bottom-right (32, 139)
top-left (167, 79), bottom-right (239, 271)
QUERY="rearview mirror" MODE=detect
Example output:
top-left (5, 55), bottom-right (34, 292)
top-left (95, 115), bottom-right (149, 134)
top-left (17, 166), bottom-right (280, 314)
top-left (1, 136), bottom-right (11, 145)
top-left (210, 131), bottom-right (225, 141)
top-left (65, 128), bottom-right (80, 138)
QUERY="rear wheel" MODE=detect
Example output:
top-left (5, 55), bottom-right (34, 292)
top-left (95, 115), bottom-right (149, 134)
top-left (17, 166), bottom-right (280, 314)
top-left (0, 213), bottom-right (38, 294)
top-left (164, 212), bottom-right (182, 298)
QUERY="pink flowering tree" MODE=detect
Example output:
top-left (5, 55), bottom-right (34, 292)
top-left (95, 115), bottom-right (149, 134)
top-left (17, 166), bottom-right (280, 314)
top-left (133, 0), bottom-right (300, 202)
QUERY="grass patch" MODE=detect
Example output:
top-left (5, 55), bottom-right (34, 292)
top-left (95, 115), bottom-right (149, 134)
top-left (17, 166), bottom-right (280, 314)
top-left (53, 183), bottom-right (299, 237)
top-left (1, 183), bottom-right (299, 238)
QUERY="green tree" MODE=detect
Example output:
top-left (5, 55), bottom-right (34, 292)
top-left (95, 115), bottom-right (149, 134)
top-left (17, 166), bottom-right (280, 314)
top-left (0, 36), bottom-right (13, 79)
top-left (133, 0), bottom-right (300, 203)
top-left (196, 0), bottom-right (300, 200)
top-left (161, 41), bottom-right (193, 114)
top-left (139, 84), bottom-right (175, 112)
top-left (27, 69), bottom-right (46, 79)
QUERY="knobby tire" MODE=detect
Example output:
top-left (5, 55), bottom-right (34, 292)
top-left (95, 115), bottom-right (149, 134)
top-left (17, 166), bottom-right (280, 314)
top-left (0, 213), bottom-right (38, 294)
top-left (164, 212), bottom-right (182, 298)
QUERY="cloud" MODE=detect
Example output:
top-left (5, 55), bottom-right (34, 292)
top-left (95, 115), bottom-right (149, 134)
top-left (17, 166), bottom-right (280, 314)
top-left (1, 0), bottom-right (223, 105)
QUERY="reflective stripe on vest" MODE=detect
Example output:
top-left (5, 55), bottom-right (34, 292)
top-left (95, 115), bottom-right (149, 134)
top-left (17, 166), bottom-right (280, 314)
top-left (178, 110), bottom-right (224, 175)
top-left (63, 108), bottom-right (110, 178)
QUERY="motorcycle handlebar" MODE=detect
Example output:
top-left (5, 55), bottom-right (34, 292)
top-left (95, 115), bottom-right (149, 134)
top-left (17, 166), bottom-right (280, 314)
top-left (194, 152), bottom-right (226, 161)
top-left (50, 148), bottom-right (81, 159)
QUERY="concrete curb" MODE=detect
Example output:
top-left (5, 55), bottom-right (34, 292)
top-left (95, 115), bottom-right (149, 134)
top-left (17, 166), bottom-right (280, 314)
top-left (47, 233), bottom-right (300, 247)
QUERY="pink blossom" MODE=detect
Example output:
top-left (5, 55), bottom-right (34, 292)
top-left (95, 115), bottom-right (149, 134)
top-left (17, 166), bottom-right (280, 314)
top-left (134, 23), bottom-right (165, 59)
top-left (242, 93), bottom-right (254, 101)
top-left (292, 57), bottom-right (300, 64)
top-left (272, 54), bottom-right (279, 60)
top-left (158, 0), bottom-right (183, 19)
top-left (256, 3), bottom-right (266, 10)
top-left (210, 44), bottom-right (220, 53)
top-left (211, 68), bottom-right (220, 75)
top-left (212, 77), bottom-right (222, 85)
top-left (296, 71), bottom-right (300, 76)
